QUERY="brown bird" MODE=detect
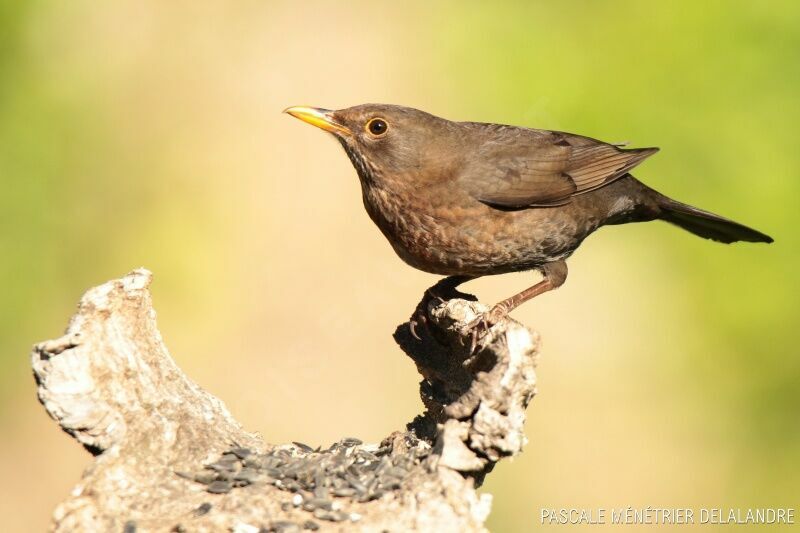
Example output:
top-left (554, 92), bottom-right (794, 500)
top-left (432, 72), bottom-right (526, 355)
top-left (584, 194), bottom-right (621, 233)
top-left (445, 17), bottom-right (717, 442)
top-left (285, 104), bottom-right (772, 333)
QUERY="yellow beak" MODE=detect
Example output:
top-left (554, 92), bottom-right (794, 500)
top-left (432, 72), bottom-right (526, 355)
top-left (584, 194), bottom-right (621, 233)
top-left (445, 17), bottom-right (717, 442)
top-left (283, 106), bottom-right (351, 135)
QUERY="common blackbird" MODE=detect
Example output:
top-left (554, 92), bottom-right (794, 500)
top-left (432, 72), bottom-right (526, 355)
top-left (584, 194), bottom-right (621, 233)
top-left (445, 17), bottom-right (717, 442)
top-left (285, 104), bottom-right (772, 330)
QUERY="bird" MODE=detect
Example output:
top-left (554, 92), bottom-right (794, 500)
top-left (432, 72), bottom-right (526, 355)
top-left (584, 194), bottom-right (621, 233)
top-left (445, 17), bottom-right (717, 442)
top-left (284, 104), bottom-right (772, 336)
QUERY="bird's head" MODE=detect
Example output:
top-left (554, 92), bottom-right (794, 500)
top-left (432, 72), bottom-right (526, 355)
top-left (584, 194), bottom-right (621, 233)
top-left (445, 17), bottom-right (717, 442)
top-left (284, 103), bottom-right (462, 186)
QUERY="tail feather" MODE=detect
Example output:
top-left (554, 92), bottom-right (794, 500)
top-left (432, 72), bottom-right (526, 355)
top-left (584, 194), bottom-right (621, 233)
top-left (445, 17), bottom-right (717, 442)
top-left (658, 198), bottom-right (773, 244)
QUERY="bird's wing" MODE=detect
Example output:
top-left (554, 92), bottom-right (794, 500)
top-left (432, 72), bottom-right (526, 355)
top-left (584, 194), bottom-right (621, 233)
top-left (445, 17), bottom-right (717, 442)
top-left (459, 128), bottom-right (658, 208)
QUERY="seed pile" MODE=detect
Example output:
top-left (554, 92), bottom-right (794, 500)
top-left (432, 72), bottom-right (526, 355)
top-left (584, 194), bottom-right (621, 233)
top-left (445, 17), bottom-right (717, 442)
top-left (180, 437), bottom-right (431, 528)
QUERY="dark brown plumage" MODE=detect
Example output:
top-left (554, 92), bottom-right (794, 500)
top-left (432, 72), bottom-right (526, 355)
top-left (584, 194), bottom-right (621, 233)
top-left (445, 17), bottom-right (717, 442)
top-left (285, 104), bottom-right (773, 330)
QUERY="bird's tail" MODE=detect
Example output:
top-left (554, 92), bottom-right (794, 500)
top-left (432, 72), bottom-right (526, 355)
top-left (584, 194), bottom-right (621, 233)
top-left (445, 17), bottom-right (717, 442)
top-left (657, 196), bottom-right (773, 244)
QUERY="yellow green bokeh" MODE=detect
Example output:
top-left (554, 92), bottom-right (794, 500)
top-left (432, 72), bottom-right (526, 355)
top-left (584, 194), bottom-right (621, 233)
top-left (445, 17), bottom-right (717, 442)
top-left (1, 1), bottom-right (797, 531)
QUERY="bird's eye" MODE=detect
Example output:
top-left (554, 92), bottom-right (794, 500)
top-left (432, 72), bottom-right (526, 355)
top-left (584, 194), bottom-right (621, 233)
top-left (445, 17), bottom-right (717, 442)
top-left (366, 118), bottom-right (388, 136)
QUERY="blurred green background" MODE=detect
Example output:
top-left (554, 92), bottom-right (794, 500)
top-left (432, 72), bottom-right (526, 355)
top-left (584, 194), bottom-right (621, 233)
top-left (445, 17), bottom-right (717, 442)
top-left (1, 1), bottom-right (797, 531)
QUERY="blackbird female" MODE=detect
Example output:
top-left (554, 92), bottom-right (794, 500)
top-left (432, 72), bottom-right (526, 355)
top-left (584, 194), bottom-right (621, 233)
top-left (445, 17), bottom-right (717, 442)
top-left (285, 104), bottom-right (772, 328)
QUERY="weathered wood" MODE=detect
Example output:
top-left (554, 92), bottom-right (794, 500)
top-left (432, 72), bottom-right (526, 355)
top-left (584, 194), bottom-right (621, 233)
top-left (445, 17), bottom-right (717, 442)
top-left (32, 269), bottom-right (539, 532)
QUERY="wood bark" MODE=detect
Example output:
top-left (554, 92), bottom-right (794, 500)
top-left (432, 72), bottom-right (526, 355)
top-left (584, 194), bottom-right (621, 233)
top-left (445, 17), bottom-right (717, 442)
top-left (32, 269), bottom-right (540, 532)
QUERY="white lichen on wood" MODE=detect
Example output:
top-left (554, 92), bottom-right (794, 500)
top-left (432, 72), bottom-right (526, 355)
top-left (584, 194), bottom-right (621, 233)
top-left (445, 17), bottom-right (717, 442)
top-left (32, 269), bottom-right (540, 532)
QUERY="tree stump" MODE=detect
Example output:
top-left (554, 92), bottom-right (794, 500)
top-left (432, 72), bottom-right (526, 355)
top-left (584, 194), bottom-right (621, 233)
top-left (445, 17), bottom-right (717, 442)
top-left (32, 269), bottom-right (540, 532)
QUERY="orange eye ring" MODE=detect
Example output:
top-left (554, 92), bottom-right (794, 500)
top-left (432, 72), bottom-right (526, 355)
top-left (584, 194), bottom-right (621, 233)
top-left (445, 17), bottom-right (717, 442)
top-left (366, 118), bottom-right (388, 136)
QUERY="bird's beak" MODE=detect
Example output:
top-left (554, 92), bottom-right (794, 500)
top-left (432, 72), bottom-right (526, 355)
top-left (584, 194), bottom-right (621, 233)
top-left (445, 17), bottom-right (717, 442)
top-left (283, 106), bottom-right (351, 136)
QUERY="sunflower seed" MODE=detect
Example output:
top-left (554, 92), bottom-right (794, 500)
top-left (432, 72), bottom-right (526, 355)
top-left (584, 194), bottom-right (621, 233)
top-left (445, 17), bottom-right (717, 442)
top-left (234, 467), bottom-right (260, 484)
top-left (271, 521), bottom-right (300, 533)
top-left (206, 480), bottom-right (232, 494)
top-left (193, 502), bottom-right (212, 516)
top-left (292, 441), bottom-right (315, 453)
top-left (313, 484), bottom-right (328, 499)
top-left (230, 447), bottom-right (253, 459)
top-left (193, 472), bottom-right (217, 484)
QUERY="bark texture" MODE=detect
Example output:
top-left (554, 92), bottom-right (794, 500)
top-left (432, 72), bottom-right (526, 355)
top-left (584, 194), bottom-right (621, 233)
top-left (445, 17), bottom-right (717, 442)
top-left (32, 269), bottom-right (540, 532)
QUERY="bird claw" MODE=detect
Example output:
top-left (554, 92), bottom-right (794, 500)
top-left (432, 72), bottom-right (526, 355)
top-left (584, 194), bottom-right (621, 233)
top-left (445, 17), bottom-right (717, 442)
top-left (465, 315), bottom-right (491, 353)
top-left (409, 282), bottom-right (462, 341)
top-left (464, 305), bottom-right (508, 353)
top-left (409, 316), bottom-right (423, 340)
top-left (409, 293), bottom-right (437, 341)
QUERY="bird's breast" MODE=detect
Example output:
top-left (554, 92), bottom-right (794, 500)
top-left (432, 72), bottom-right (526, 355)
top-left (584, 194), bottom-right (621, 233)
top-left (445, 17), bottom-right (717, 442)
top-left (360, 182), bottom-right (588, 276)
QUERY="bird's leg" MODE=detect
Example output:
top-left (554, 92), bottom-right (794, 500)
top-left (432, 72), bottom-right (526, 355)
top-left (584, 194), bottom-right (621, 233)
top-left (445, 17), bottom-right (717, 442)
top-left (425, 275), bottom-right (475, 303)
top-left (410, 275), bottom-right (476, 340)
top-left (489, 260), bottom-right (568, 321)
top-left (467, 260), bottom-right (568, 351)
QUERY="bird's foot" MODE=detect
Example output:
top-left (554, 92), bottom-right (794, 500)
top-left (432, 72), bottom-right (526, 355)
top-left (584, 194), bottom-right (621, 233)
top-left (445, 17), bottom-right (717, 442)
top-left (464, 304), bottom-right (509, 353)
top-left (427, 276), bottom-right (475, 304)
top-left (409, 276), bottom-right (476, 340)
top-left (409, 287), bottom-right (446, 340)
top-left (424, 286), bottom-right (449, 306)
top-left (409, 314), bottom-right (425, 341)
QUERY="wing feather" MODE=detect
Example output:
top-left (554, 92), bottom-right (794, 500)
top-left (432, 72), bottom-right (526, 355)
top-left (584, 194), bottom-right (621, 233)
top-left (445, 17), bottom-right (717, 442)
top-left (458, 125), bottom-right (658, 209)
